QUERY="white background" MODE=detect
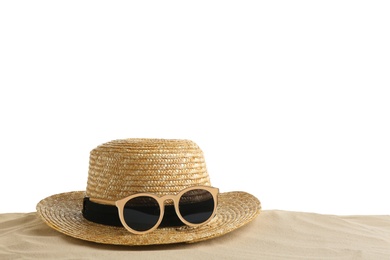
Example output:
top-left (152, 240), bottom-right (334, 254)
top-left (1, 1), bottom-right (389, 215)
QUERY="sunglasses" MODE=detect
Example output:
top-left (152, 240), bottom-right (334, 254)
top-left (89, 186), bottom-right (219, 234)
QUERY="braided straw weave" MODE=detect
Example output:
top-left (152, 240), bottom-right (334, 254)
top-left (36, 138), bottom-right (261, 245)
top-left (86, 139), bottom-right (211, 200)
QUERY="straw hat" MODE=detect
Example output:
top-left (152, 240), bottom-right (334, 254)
top-left (36, 138), bottom-right (261, 245)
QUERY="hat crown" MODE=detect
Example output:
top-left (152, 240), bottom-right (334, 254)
top-left (85, 139), bottom-right (211, 200)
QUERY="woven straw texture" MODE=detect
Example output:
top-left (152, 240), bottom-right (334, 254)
top-left (86, 139), bottom-right (210, 200)
top-left (36, 138), bottom-right (261, 245)
top-left (37, 191), bottom-right (260, 245)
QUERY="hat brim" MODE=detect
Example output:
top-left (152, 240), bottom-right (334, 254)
top-left (36, 191), bottom-right (260, 245)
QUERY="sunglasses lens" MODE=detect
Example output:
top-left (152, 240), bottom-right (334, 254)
top-left (179, 189), bottom-right (215, 224)
top-left (123, 196), bottom-right (160, 232)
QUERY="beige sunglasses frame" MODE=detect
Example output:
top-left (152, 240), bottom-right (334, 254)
top-left (90, 186), bottom-right (219, 235)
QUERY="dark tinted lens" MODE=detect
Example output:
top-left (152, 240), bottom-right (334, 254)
top-left (123, 196), bottom-right (160, 232)
top-left (179, 189), bottom-right (214, 224)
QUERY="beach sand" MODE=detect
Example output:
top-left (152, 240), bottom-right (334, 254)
top-left (1, 210), bottom-right (389, 259)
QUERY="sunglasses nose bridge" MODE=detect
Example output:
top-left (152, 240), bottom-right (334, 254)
top-left (161, 194), bottom-right (176, 203)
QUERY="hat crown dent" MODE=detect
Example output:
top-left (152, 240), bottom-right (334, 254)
top-left (85, 139), bottom-right (211, 201)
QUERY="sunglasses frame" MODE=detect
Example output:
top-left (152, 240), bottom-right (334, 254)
top-left (89, 186), bottom-right (219, 235)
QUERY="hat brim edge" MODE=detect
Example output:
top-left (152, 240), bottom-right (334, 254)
top-left (36, 191), bottom-right (261, 246)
